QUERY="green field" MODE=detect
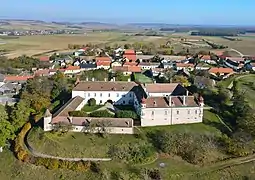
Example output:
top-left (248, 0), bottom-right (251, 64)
top-left (235, 74), bottom-right (255, 107)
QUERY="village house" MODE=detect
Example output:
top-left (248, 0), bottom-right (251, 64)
top-left (112, 66), bottom-right (142, 76)
top-left (96, 61), bottom-right (111, 70)
top-left (175, 63), bottom-right (195, 71)
top-left (39, 56), bottom-right (50, 63)
top-left (64, 66), bottom-right (81, 75)
top-left (138, 62), bottom-right (160, 70)
top-left (224, 57), bottom-right (244, 70)
top-left (4, 75), bottom-right (34, 84)
top-left (34, 69), bottom-right (50, 77)
top-left (95, 56), bottom-right (112, 62)
top-left (123, 49), bottom-right (137, 62)
top-left (79, 63), bottom-right (97, 71)
top-left (209, 67), bottom-right (234, 78)
top-left (111, 61), bottom-right (122, 67)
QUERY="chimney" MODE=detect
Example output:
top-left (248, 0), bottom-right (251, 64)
top-left (169, 96), bottom-right (172, 106)
top-left (104, 78), bottom-right (107, 82)
top-left (86, 77), bottom-right (89, 81)
top-left (186, 90), bottom-right (189, 96)
top-left (128, 78), bottom-right (131, 82)
top-left (113, 77), bottom-right (116, 81)
top-left (92, 77), bottom-right (95, 81)
top-left (183, 96), bottom-right (186, 106)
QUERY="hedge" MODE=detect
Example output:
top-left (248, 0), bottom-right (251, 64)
top-left (14, 122), bottom-right (95, 172)
top-left (89, 110), bottom-right (114, 118)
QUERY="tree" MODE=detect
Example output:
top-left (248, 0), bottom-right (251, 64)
top-left (0, 105), bottom-right (8, 122)
top-left (88, 98), bottom-right (96, 106)
top-left (115, 110), bottom-right (138, 119)
top-left (172, 75), bottom-right (190, 87)
top-left (163, 68), bottom-right (175, 83)
top-left (0, 119), bottom-right (15, 149)
top-left (115, 71), bottom-right (127, 81)
top-left (10, 100), bottom-right (31, 131)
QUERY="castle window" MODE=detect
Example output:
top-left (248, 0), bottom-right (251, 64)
top-left (94, 93), bottom-right (96, 97)
top-left (195, 110), bottom-right (197, 114)
top-left (88, 93), bottom-right (90, 97)
top-left (100, 93), bottom-right (102, 97)
top-left (152, 111), bottom-right (154, 116)
top-left (165, 111), bottom-right (167, 115)
top-left (188, 110), bottom-right (190, 114)
top-left (108, 93), bottom-right (110, 97)
top-left (117, 93), bottom-right (119, 97)
top-left (176, 110), bottom-right (179, 115)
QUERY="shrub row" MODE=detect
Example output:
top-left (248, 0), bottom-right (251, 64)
top-left (14, 122), bottom-right (101, 172)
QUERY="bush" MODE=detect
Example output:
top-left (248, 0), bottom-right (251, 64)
top-left (69, 111), bottom-right (88, 117)
top-left (150, 130), bottom-right (219, 165)
top-left (88, 98), bottom-right (96, 106)
top-left (14, 122), bottom-right (31, 161)
top-left (108, 142), bottom-right (154, 164)
top-left (89, 110), bottom-right (114, 118)
top-left (115, 110), bottom-right (138, 119)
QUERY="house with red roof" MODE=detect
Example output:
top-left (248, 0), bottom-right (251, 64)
top-left (209, 67), bottom-right (235, 78)
top-left (96, 61), bottom-right (111, 70)
top-left (123, 49), bottom-right (137, 62)
top-left (112, 66), bottom-right (141, 76)
top-left (39, 56), bottom-right (50, 62)
top-left (64, 66), bottom-right (81, 74)
top-left (95, 56), bottom-right (111, 62)
top-left (34, 69), bottom-right (50, 77)
top-left (4, 75), bottom-right (34, 83)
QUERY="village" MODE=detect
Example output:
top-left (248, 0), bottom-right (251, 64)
top-left (0, 46), bottom-right (254, 132)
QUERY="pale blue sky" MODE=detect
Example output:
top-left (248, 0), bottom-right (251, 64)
top-left (0, 0), bottom-right (254, 25)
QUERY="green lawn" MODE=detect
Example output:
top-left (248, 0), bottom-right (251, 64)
top-left (141, 110), bottom-right (225, 135)
top-left (134, 73), bottom-right (153, 83)
top-left (1, 148), bottom-right (255, 180)
top-left (27, 127), bottom-right (146, 158)
top-left (236, 74), bottom-right (255, 107)
top-left (81, 105), bottom-right (103, 112)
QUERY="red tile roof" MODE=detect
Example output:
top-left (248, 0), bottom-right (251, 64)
top-left (65, 66), bottom-right (80, 70)
top-left (145, 96), bottom-right (198, 108)
top-left (96, 61), bottom-right (111, 66)
top-left (144, 83), bottom-right (179, 93)
top-left (124, 49), bottom-right (135, 55)
top-left (124, 54), bottom-right (137, 61)
top-left (34, 69), bottom-right (50, 76)
top-left (209, 67), bottom-right (234, 74)
top-left (5, 75), bottom-right (34, 82)
top-left (95, 56), bottom-right (111, 62)
top-left (73, 81), bottom-right (138, 91)
top-left (176, 63), bottom-right (194, 68)
top-left (201, 55), bottom-right (211, 60)
top-left (39, 56), bottom-right (50, 62)
top-left (113, 66), bottom-right (141, 73)
top-left (123, 61), bottom-right (138, 66)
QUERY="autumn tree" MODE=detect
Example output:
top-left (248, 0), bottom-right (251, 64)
top-left (172, 75), bottom-right (190, 87)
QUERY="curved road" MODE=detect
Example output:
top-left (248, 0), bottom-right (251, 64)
top-left (23, 127), bottom-right (255, 174)
top-left (24, 129), bottom-right (112, 162)
top-left (229, 48), bottom-right (244, 57)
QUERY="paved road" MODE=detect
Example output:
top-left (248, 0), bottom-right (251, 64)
top-left (229, 48), bottom-right (244, 57)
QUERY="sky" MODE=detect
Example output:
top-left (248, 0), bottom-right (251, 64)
top-left (0, 0), bottom-right (255, 25)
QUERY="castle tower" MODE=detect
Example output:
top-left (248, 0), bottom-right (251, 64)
top-left (198, 95), bottom-right (204, 107)
top-left (43, 109), bottom-right (53, 131)
top-left (141, 97), bottom-right (147, 108)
